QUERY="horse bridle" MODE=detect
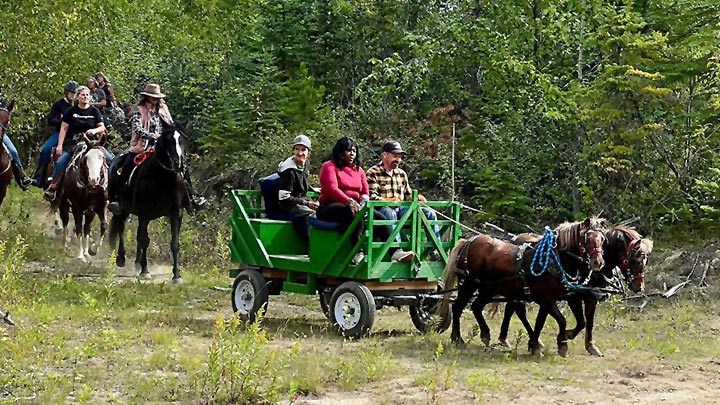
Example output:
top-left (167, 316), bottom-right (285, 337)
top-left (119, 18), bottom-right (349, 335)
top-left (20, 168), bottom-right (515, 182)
top-left (620, 238), bottom-right (646, 284)
top-left (576, 226), bottom-right (606, 264)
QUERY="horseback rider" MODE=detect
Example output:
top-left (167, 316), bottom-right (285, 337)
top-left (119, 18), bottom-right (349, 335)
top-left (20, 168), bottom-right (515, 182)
top-left (107, 83), bottom-right (206, 214)
top-left (0, 103), bottom-right (33, 191)
top-left (33, 80), bottom-right (78, 188)
top-left (44, 86), bottom-right (113, 202)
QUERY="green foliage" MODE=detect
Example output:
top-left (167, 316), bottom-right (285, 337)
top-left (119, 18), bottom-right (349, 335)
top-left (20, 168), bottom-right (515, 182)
top-left (1, 0), bottom-right (719, 238)
top-left (198, 312), bottom-right (300, 404)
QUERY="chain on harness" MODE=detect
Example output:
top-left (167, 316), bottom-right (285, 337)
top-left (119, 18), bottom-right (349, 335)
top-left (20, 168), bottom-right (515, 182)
top-left (529, 227), bottom-right (592, 291)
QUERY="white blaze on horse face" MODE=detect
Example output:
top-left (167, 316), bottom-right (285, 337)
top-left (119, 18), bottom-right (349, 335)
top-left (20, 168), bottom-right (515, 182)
top-left (86, 149), bottom-right (106, 187)
top-left (173, 131), bottom-right (183, 165)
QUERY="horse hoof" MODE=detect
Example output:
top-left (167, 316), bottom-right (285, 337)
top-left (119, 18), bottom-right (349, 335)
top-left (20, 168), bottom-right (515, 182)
top-left (498, 339), bottom-right (512, 349)
top-left (586, 344), bottom-right (604, 357)
top-left (172, 277), bottom-right (183, 285)
top-left (139, 272), bottom-right (152, 279)
top-left (558, 344), bottom-right (569, 358)
top-left (451, 336), bottom-right (466, 348)
top-left (481, 336), bottom-right (491, 347)
top-left (88, 244), bottom-right (98, 256)
top-left (531, 348), bottom-right (544, 357)
top-left (116, 258), bottom-right (125, 267)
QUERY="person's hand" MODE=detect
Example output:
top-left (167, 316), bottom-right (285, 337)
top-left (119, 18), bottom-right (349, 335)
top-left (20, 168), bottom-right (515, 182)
top-left (307, 201), bottom-right (319, 210)
top-left (54, 147), bottom-right (62, 157)
top-left (418, 194), bottom-right (427, 202)
top-left (348, 199), bottom-right (361, 214)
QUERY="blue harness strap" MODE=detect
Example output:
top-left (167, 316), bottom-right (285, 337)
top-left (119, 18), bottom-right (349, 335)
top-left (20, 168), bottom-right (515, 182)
top-left (529, 227), bottom-right (587, 291)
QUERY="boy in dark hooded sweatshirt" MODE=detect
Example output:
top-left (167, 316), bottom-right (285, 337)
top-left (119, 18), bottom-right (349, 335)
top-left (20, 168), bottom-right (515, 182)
top-left (277, 135), bottom-right (318, 244)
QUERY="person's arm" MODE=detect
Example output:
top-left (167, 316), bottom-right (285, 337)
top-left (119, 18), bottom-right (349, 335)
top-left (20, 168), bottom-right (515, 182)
top-left (55, 121), bottom-right (69, 156)
top-left (278, 169), bottom-right (308, 208)
top-left (131, 107), bottom-right (155, 140)
top-left (106, 84), bottom-right (116, 104)
top-left (93, 90), bottom-right (107, 108)
top-left (47, 102), bottom-right (62, 128)
top-left (359, 168), bottom-right (369, 202)
top-left (319, 162), bottom-right (352, 205)
top-left (366, 166), bottom-right (382, 201)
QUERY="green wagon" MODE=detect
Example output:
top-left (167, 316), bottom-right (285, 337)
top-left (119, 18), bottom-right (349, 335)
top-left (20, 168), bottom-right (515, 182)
top-left (228, 188), bottom-right (460, 338)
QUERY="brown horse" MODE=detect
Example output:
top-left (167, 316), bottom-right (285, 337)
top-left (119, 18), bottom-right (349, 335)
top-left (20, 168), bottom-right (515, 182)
top-left (437, 218), bottom-right (606, 357)
top-left (498, 225), bottom-right (653, 356)
top-left (57, 147), bottom-right (109, 261)
top-left (0, 101), bottom-right (15, 207)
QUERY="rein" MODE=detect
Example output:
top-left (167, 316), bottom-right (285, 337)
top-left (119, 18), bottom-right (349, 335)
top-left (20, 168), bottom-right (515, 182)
top-left (529, 228), bottom-right (592, 290)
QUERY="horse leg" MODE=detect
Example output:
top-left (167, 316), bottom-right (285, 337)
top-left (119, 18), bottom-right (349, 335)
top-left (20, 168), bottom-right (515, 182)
top-left (450, 281), bottom-right (475, 346)
top-left (90, 207), bottom-right (106, 256)
top-left (169, 213), bottom-right (183, 284)
top-left (72, 209), bottom-right (85, 261)
top-left (529, 306), bottom-right (549, 356)
top-left (498, 302), bottom-right (515, 347)
top-left (135, 218), bottom-right (150, 278)
top-left (469, 295), bottom-right (492, 347)
top-left (0, 183), bottom-right (6, 206)
top-left (583, 299), bottom-right (603, 357)
top-left (564, 297), bottom-right (586, 341)
top-left (545, 301), bottom-right (569, 358)
top-left (83, 211), bottom-right (95, 258)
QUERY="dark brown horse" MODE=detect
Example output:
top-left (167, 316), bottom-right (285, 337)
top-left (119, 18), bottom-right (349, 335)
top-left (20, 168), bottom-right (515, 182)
top-left (0, 101), bottom-right (15, 207)
top-left (437, 218), bottom-right (606, 357)
top-left (56, 146), bottom-right (109, 261)
top-left (498, 225), bottom-right (653, 356)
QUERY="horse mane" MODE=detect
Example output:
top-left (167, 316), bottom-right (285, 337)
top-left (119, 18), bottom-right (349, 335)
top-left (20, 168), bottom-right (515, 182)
top-left (607, 225), bottom-right (642, 242)
top-left (638, 238), bottom-right (654, 254)
top-left (554, 217), bottom-right (605, 250)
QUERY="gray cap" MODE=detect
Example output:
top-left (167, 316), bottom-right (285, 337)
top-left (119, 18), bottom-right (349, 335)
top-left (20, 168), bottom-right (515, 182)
top-left (293, 135), bottom-right (311, 149)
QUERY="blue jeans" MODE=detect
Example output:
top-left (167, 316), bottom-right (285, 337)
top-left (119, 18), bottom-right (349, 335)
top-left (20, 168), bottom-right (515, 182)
top-left (378, 206), bottom-right (441, 244)
top-left (50, 144), bottom-right (114, 180)
top-left (50, 150), bottom-right (72, 179)
top-left (38, 131), bottom-right (59, 169)
top-left (2, 135), bottom-right (24, 170)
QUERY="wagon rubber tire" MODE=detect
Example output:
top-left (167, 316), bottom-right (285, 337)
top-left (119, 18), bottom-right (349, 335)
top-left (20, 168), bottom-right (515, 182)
top-left (409, 294), bottom-right (451, 334)
top-left (319, 289), bottom-right (333, 319)
top-left (231, 269), bottom-right (269, 323)
top-left (329, 281), bottom-right (376, 339)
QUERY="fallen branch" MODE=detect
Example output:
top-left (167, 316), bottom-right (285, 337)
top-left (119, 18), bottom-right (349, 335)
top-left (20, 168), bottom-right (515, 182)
top-left (699, 260), bottom-right (711, 287)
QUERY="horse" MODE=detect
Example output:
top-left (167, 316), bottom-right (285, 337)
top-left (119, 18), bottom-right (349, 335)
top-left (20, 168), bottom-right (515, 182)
top-left (437, 218), bottom-right (606, 357)
top-left (497, 224), bottom-right (653, 356)
top-left (57, 146), bottom-right (109, 261)
top-left (0, 101), bottom-right (15, 207)
top-left (108, 122), bottom-right (189, 283)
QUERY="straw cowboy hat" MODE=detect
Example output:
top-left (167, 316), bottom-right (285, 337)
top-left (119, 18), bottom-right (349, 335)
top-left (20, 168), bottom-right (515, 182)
top-left (140, 83), bottom-right (166, 99)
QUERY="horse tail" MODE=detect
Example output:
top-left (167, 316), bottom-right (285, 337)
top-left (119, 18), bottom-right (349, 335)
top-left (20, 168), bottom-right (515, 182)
top-left (436, 238), bottom-right (466, 317)
top-left (108, 214), bottom-right (125, 248)
top-left (487, 302), bottom-right (500, 317)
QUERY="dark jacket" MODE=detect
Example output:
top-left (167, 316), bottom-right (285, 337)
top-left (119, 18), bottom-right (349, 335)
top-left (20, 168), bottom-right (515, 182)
top-left (277, 157), bottom-right (310, 213)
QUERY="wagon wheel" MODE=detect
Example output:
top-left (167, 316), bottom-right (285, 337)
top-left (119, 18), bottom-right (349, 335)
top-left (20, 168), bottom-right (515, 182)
top-left (329, 281), bottom-right (376, 339)
top-left (231, 269), bottom-right (269, 323)
top-left (318, 288), bottom-right (333, 319)
top-left (409, 292), bottom-right (451, 334)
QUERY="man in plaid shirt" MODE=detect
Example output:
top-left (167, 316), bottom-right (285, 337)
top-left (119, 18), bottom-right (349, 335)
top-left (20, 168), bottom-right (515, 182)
top-left (366, 141), bottom-right (441, 255)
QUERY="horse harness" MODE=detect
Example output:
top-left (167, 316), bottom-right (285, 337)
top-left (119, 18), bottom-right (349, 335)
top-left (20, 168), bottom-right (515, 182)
top-left (619, 238), bottom-right (645, 284)
top-left (454, 235), bottom-right (534, 300)
top-left (0, 109), bottom-right (12, 175)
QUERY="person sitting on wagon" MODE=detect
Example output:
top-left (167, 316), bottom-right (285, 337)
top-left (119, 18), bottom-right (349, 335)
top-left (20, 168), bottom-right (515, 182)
top-left (366, 141), bottom-right (441, 258)
top-left (317, 136), bottom-right (414, 265)
top-left (277, 134), bottom-right (318, 245)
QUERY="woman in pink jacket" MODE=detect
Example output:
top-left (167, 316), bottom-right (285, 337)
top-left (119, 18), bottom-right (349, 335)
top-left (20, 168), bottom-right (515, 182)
top-left (317, 137), bottom-right (413, 264)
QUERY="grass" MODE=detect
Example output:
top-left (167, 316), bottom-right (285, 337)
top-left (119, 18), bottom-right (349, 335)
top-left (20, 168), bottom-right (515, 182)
top-left (3, 187), bottom-right (720, 403)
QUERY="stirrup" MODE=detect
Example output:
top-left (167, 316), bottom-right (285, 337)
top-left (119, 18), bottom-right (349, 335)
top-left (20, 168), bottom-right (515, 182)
top-left (43, 188), bottom-right (57, 202)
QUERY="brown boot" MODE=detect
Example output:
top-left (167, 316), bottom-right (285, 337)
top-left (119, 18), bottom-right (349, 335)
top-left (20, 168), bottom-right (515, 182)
top-left (43, 176), bottom-right (62, 202)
